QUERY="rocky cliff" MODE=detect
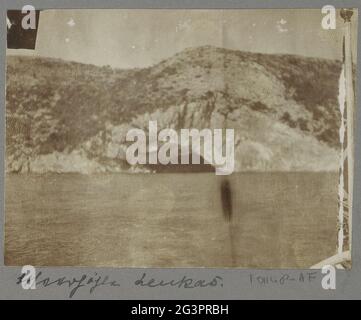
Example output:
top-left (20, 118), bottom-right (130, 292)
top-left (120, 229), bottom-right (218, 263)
top-left (6, 46), bottom-right (342, 173)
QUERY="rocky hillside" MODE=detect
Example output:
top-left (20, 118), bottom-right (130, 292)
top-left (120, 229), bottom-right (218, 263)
top-left (6, 46), bottom-right (342, 173)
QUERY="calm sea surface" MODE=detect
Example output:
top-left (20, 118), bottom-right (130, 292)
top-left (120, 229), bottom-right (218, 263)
top-left (5, 172), bottom-right (338, 268)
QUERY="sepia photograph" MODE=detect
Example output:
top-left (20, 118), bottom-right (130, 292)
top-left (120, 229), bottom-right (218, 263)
top-left (5, 8), bottom-right (358, 268)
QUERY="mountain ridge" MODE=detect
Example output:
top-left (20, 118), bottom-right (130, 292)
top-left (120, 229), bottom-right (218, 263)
top-left (6, 46), bottom-right (342, 173)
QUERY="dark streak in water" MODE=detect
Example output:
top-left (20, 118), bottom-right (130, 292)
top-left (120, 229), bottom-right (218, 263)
top-left (221, 179), bottom-right (233, 222)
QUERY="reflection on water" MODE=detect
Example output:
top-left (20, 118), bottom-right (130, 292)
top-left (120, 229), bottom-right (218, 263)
top-left (5, 172), bottom-right (338, 268)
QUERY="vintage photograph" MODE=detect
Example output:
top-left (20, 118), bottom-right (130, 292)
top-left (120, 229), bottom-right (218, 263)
top-left (5, 9), bottom-right (358, 268)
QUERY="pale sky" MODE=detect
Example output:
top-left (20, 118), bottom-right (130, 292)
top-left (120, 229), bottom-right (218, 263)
top-left (7, 9), bottom-right (358, 69)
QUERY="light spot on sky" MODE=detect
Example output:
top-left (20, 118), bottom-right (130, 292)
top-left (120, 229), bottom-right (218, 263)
top-left (65, 38), bottom-right (70, 43)
top-left (276, 24), bottom-right (288, 33)
top-left (67, 18), bottom-right (75, 27)
top-left (276, 19), bottom-right (288, 33)
top-left (176, 19), bottom-right (192, 32)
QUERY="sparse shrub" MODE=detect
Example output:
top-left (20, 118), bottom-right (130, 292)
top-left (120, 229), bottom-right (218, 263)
top-left (250, 101), bottom-right (269, 113)
top-left (162, 66), bottom-right (177, 76)
top-left (281, 112), bottom-right (296, 128)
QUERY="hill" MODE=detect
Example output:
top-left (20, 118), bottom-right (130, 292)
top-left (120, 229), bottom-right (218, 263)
top-left (6, 46), bottom-right (342, 173)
